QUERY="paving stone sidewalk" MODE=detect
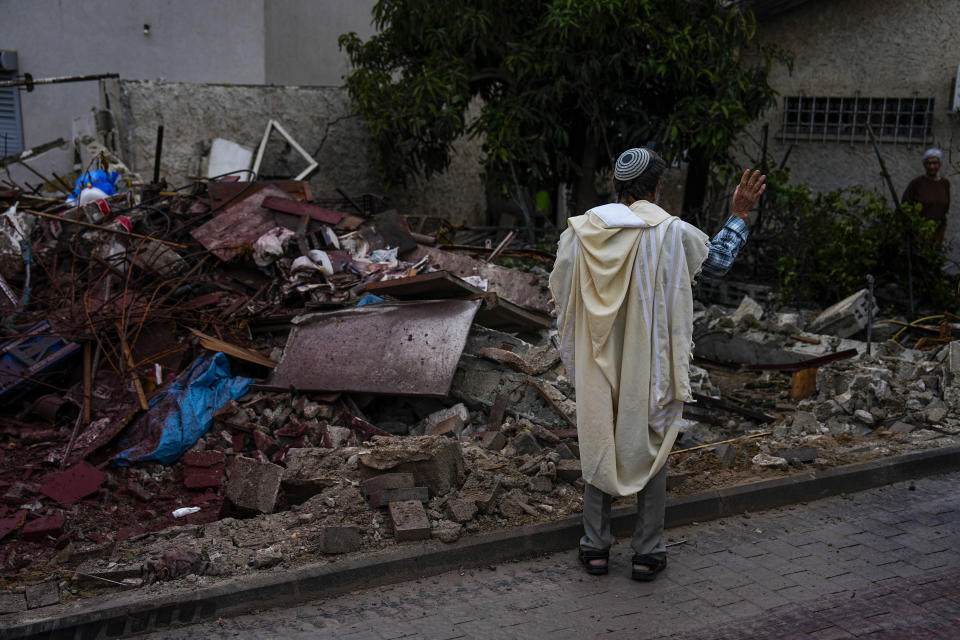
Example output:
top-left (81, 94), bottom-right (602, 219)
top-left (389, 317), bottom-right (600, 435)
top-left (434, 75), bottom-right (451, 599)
top-left (144, 471), bottom-right (960, 639)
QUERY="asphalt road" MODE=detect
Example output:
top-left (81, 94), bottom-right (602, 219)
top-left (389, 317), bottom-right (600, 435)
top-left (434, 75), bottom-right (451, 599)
top-left (142, 471), bottom-right (960, 639)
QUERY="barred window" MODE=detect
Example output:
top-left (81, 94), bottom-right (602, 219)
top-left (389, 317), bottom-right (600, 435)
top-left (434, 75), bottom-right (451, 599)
top-left (780, 95), bottom-right (934, 144)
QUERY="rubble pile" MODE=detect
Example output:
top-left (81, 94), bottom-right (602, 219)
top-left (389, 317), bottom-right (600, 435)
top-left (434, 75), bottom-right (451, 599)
top-left (2, 155), bottom-right (960, 615)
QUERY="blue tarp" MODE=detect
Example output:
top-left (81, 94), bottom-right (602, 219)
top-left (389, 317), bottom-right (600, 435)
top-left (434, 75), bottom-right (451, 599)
top-left (112, 352), bottom-right (251, 466)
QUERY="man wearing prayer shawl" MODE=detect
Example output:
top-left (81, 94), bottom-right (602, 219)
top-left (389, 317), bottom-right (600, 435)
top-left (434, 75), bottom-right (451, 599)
top-left (549, 147), bottom-right (766, 580)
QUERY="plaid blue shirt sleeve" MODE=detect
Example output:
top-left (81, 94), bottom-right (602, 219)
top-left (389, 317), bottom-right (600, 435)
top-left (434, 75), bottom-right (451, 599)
top-left (698, 215), bottom-right (748, 279)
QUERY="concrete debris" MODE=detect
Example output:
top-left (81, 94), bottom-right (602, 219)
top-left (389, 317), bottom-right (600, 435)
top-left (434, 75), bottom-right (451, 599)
top-left (4, 122), bottom-right (960, 613)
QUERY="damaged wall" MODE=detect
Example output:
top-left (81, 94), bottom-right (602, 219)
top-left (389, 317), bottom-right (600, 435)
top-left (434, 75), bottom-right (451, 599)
top-left (111, 79), bottom-right (487, 225)
top-left (739, 0), bottom-right (960, 262)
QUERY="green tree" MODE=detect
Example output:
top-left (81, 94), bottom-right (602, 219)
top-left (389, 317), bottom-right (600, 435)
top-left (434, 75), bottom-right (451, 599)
top-left (340, 0), bottom-right (788, 217)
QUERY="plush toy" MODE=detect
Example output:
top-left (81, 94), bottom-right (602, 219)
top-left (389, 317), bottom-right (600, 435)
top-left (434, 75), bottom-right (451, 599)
top-left (66, 170), bottom-right (120, 206)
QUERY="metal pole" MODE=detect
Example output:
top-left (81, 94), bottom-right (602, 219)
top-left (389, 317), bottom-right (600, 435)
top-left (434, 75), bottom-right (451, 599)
top-left (866, 274), bottom-right (875, 355)
top-left (866, 123), bottom-right (914, 315)
top-left (153, 125), bottom-right (164, 184)
top-left (0, 72), bottom-right (119, 89)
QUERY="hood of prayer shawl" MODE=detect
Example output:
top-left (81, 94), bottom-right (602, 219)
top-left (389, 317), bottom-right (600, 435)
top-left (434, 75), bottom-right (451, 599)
top-left (567, 200), bottom-right (672, 356)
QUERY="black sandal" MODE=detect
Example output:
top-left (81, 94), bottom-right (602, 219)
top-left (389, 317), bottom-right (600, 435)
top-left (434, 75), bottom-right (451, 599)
top-left (631, 554), bottom-right (667, 581)
top-left (578, 547), bottom-right (609, 575)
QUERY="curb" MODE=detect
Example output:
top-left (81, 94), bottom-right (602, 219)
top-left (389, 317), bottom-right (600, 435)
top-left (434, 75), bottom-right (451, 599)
top-left (5, 444), bottom-right (960, 639)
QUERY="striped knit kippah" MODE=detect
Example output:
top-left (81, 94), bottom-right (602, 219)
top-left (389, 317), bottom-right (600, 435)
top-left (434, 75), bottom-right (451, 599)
top-left (614, 148), bottom-right (651, 181)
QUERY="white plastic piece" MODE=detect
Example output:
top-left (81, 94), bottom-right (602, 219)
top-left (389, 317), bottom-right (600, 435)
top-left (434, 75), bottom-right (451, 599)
top-left (172, 507), bottom-right (201, 518)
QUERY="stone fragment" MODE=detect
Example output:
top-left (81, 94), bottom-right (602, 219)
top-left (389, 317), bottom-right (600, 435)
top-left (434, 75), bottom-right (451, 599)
top-left (731, 295), bottom-right (764, 325)
top-left (556, 459), bottom-right (582, 483)
top-left (779, 447), bottom-right (819, 464)
top-left (226, 456), bottom-right (283, 514)
top-left (0, 592), bottom-right (26, 614)
top-left (792, 411), bottom-right (822, 434)
top-left (429, 415), bottom-right (464, 438)
top-left (182, 450), bottom-right (226, 467)
top-left (431, 519), bottom-right (463, 543)
top-left (554, 442), bottom-right (577, 460)
top-left (282, 448), bottom-right (347, 503)
top-left (21, 515), bottom-right (65, 542)
top-left (369, 487), bottom-right (430, 509)
top-left (458, 470), bottom-right (504, 513)
top-left (854, 409), bottom-right (875, 426)
top-left (326, 426), bottom-right (353, 448)
top-left (709, 443), bottom-right (739, 468)
top-left (751, 453), bottom-right (788, 469)
top-left (361, 473), bottom-right (415, 497)
top-left (927, 407), bottom-right (948, 424)
top-left (529, 476), bottom-right (553, 493)
top-left (512, 431), bottom-right (542, 456)
top-left (25, 581), bottom-right (59, 609)
top-left (254, 546), bottom-right (283, 569)
top-left (481, 431), bottom-right (507, 451)
top-left (389, 500), bottom-right (431, 541)
top-left (889, 421), bottom-right (917, 433)
top-left (948, 341), bottom-right (960, 376)
top-left (317, 525), bottom-right (361, 554)
top-left (357, 436), bottom-right (465, 497)
top-left (415, 403), bottom-right (470, 436)
top-left (446, 497), bottom-right (478, 523)
top-left (807, 288), bottom-right (877, 338)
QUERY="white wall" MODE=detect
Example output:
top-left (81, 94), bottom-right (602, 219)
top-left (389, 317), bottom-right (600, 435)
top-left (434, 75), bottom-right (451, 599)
top-left (0, 0), bottom-right (380, 150)
top-left (264, 0), bottom-right (377, 86)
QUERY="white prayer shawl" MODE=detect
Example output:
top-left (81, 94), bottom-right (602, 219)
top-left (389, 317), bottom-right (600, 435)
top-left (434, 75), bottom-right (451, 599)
top-left (549, 200), bottom-right (710, 497)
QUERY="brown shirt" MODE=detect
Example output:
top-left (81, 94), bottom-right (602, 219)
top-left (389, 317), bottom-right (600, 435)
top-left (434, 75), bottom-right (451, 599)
top-left (902, 175), bottom-right (950, 223)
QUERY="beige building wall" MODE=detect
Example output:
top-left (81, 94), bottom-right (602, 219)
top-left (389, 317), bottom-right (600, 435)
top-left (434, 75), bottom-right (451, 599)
top-left (743, 0), bottom-right (960, 263)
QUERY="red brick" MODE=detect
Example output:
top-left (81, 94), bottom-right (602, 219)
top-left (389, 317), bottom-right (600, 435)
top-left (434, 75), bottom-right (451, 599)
top-left (361, 473), bottom-right (415, 497)
top-left (182, 450), bottom-right (225, 467)
top-left (253, 430), bottom-right (278, 453)
top-left (232, 433), bottom-right (246, 453)
top-left (389, 500), bottom-right (431, 542)
top-left (21, 515), bottom-right (65, 542)
top-left (39, 462), bottom-right (105, 505)
top-left (183, 465), bottom-right (224, 490)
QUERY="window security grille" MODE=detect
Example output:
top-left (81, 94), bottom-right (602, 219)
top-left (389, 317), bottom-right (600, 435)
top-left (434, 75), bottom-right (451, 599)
top-left (780, 95), bottom-right (934, 144)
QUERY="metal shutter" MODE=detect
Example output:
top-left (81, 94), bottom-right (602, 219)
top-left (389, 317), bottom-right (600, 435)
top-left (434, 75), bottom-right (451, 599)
top-left (0, 70), bottom-right (23, 156)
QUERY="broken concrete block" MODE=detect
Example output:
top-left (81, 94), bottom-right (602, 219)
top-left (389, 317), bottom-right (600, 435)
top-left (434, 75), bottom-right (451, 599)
top-left (446, 497), bottom-right (478, 523)
top-left (513, 431), bottom-right (542, 456)
top-left (317, 525), bottom-right (361, 554)
top-left (431, 519), bottom-right (462, 543)
top-left (429, 415), bottom-right (464, 438)
top-left (25, 581), bottom-right (59, 609)
top-left (889, 421), bottom-right (917, 433)
top-left (226, 456), bottom-right (283, 514)
top-left (0, 592), bottom-right (26, 614)
top-left (357, 436), bottom-right (465, 497)
top-left (731, 295), bottom-right (763, 325)
top-left (254, 546), bottom-right (283, 569)
top-left (854, 409), bottom-right (875, 426)
top-left (948, 341), bottom-right (960, 377)
top-left (555, 459), bottom-right (582, 484)
top-left (361, 473), bottom-right (415, 497)
top-left (415, 403), bottom-right (469, 436)
top-left (458, 470), bottom-right (504, 514)
top-left (327, 426), bottom-right (353, 449)
top-left (389, 500), bottom-right (431, 541)
top-left (751, 453), bottom-right (788, 469)
top-left (481, 431), bottom-right (506, 451)
top-left (368, 487), bottom-right (430, 509)
top-left (807, 288), bottom-right (877, 338)
top-left (529, 476), bottom-right (554, 493)
top-left (555, 442), bottom-right (577, 460)
top-left (281, 448), bottom-right (347, 503)
top-left (927, 407), bottom-right (948, 424)
top-left (21, 515), bottom-right (65, 542)
top-left (709, 443), bottom-right (738, 468)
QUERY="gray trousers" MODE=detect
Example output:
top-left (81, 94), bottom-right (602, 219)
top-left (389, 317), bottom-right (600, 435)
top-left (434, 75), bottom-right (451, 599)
top-left (579, 463), bottom-right (667, 559)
